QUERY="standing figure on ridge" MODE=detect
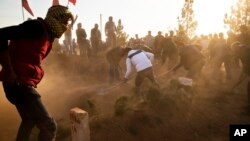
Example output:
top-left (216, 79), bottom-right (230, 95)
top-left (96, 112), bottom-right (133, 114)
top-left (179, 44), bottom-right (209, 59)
top-left (105, 16), bottom-right (117, 48)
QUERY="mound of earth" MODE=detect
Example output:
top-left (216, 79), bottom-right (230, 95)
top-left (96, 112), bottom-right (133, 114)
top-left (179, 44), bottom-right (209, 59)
top-left (0, 52), bottom-right (250, 141)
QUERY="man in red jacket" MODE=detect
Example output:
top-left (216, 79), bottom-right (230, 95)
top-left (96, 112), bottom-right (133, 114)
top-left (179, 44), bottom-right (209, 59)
top-left (0, 5), bottom-right (74, 141)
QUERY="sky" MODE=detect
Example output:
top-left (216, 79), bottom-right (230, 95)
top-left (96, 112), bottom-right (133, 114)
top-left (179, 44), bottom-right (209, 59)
top-left (0, 0), bottom-right (237, 40)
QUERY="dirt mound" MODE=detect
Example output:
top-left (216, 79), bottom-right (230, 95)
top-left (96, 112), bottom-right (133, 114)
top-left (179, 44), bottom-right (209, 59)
top-left (1, 52), bottom-right (250, 141)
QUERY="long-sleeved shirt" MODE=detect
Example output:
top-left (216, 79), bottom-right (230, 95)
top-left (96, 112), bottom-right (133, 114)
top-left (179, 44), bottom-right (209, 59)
top-left (124, 50), bottom-right (154, 78)
top-left (0, 18), bottom-right (53, 86)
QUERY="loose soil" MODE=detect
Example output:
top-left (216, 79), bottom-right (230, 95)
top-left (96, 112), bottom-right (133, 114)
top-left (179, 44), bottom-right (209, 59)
top-left (0, 52), bottom-right (249, 141)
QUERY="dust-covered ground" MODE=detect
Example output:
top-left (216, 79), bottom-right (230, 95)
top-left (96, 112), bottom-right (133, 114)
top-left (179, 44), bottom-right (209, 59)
top-left (0, 52), bottom-right (250, 141)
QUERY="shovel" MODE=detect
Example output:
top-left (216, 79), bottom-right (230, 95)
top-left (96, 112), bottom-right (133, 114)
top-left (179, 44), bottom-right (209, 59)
top-left (98, 81), bottom-right (126, 95)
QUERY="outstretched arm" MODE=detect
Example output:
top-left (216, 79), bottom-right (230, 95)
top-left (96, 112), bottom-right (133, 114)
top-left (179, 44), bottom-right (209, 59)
top-left (0, 25), bottom-right (22, 84)
top-left (124, 58), bottom-right (132, 80)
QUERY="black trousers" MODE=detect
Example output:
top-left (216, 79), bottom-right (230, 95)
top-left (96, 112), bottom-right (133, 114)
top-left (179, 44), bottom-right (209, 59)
top-left (135, 67), bottom-right (159, 93)
top-left (3, 82), bottom-right (57, 141)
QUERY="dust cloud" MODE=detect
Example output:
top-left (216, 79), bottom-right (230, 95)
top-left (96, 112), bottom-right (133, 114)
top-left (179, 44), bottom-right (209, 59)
top-left (0, 53), bottom-right (112, 141)
top-left (0, 52), bottom-right (250, 141)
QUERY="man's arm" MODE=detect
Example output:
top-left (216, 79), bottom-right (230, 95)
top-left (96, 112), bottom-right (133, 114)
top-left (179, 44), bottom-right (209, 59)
top-left (0, 50), bottom-right (16, 83)
top-left (0, 25), bottom-right (23, 83)
top-left (124, 58), bottom-right (132, 79)
top-left (145, 52), bottom-right (154, 63)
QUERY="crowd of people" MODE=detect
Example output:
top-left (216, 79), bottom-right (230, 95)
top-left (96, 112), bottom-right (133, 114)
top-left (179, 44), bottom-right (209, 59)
top-left (51, 15), bottom-right (117, 59)
top-left (51, 12), bottom-right (250, 109)
top-left (102, 26), bottom-right (250, 109)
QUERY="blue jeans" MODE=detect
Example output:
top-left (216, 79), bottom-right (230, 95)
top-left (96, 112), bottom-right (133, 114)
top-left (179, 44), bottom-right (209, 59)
top-left (3, 82), bottom-right (57, 141)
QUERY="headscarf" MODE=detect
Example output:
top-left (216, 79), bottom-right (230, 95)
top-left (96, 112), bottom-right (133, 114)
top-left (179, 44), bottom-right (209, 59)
top-left (44, 5), bottom-right (74, 38)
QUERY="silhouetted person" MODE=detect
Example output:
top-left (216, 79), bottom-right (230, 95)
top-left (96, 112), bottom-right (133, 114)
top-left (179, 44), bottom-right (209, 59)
top-left (232, 42), bottom-right (250, 105)
top-left (208, 33), bottom-right (219, 62)
top-left (76, 22), bottom-right (88, 57)
top-left (133, 34), bottom-right (141, 46)
top-left (161, 31), bottom-right (178, 68)
top-left (72, 38), bottom-right (78, 55)
top-left (173, 43), bottom-right (205, 80)
top-left (0, 5), bottom-right (74, 141)
top-left (64, 24), bottom-right (72, 54)
top-left (91, 23), bottom-right (102, 57)
top-left (227, 31), bottom-right (240, 69)
top-left (238, 25), bottom-right (250, 46)
top-left (210, 32), bottom-right (232, 82)
top-left (105, 16), bottom-right (117, 48)
top-left (106, 46), bottom-right (124, 84)
top-left (153, 31), bottom-right (164, 61)
top-left (144, 30), bottom-right (154, 49)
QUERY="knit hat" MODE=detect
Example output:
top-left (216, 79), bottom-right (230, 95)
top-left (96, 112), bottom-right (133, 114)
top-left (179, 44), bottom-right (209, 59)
top-left (44, 5), bottom-right (74, 38)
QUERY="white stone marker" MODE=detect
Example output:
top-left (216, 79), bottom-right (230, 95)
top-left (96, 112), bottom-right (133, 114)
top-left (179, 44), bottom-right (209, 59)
top-left (70, 107), bottom-right (90, 141)
top-left (178, 77), bottom-right (193, 87)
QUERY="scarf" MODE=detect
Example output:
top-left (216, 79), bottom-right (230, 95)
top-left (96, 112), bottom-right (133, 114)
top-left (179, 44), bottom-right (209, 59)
top-left (44, 16), bottom-right (67, 38)
top-left (44, 5), bottom-right (73, 38)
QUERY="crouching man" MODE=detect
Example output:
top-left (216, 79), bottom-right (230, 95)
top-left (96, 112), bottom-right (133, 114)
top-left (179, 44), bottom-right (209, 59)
top-left (231, 42), bottom-right (250, 104)
top-left (122, 47), bottom-right (159, 100)
top-left (173, 43), bottom-right (205, 80)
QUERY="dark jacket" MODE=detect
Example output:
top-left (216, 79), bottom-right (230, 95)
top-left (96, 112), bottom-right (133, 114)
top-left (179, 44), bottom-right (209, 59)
top-left (0, 18), bottom-right (53, 86)
top-left (174, 44), bottom-right (204, 70)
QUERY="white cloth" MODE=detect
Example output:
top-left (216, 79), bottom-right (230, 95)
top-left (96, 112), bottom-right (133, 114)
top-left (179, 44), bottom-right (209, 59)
top-left (124, 50), bottom-right (154, 79)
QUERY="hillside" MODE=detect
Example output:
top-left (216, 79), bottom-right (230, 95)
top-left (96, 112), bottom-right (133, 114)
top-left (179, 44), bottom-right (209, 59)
top-left (0, 52), bottom-right (250, 141)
